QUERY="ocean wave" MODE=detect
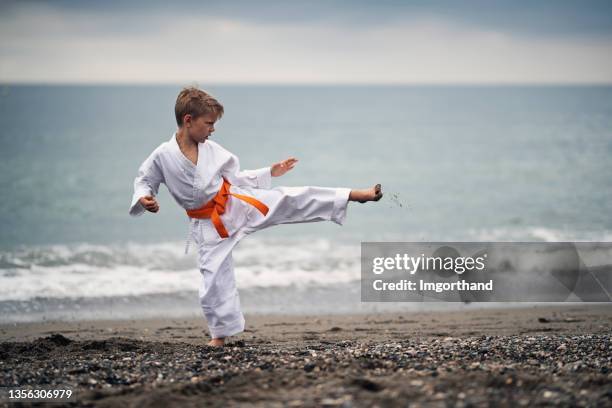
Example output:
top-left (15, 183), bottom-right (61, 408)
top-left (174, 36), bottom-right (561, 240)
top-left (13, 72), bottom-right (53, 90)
top-left (0, 238), bottom-right (360, 301)
top-left (1, 227), bottom-right (610, 302)
top-left (464, 226), bottom-right (612, 242)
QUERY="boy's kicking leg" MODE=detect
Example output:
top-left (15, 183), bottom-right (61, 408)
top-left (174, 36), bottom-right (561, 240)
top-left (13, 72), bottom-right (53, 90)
top-left (240, 183), bottom-right (383, 234)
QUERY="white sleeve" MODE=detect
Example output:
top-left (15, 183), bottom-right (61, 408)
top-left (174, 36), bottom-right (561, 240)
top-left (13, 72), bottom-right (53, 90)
top-left (129, 151), bottom-right (164, 216)
top-left (221, 148), bottom-right (271, 189)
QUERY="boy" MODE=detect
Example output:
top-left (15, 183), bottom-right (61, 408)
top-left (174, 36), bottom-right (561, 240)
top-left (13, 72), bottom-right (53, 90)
top-left (129, 87), bottom-right (382, 347)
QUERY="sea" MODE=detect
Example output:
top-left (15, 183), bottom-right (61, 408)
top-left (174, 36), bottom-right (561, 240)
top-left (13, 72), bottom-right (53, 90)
top-left (1, 84), bottom-right (611, 322)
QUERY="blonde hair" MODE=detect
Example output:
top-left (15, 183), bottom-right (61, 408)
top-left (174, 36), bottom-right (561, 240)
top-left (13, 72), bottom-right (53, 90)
top-left (174, 86), bottom-right (224, 126)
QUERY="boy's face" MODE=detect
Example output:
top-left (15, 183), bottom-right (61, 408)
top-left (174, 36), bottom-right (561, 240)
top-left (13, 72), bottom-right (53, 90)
top-left (185, 113), bottom-right (217, 143)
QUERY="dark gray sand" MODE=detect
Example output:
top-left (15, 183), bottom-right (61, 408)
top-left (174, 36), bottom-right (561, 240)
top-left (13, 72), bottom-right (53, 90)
top-left (1, 305), bottom-right (611, 407)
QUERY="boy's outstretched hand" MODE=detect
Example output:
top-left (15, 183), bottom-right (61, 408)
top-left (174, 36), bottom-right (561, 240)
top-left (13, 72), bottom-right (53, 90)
top-left (271, 157), bottom-right (298, 177)
top-left (139, 195), bottom-right (159, 213)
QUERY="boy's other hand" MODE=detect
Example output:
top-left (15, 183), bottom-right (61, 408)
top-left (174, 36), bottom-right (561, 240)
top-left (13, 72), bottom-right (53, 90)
top-left (271, 157), bottom-right (298, 177)
top-left (139, 195), bottom-right (159, 213)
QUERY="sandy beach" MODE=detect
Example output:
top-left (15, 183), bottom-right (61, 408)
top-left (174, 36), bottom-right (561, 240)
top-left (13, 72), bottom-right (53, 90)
top-left (1, 305), bottom-right (611, 407)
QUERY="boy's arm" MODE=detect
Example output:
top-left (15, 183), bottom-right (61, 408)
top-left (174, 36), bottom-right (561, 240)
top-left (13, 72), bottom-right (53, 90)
top-left (129, 152), bottom-right (164, 216)
top-left (221, 149), bottom-right (272, 189)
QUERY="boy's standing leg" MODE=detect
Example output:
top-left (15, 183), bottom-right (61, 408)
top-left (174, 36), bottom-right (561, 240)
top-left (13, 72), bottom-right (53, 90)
top-left (193, 224), bottom-right (245, 346)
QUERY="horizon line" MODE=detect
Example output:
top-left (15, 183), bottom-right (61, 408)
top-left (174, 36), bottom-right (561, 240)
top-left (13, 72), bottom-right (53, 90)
top-left (2, 81), bottom-right (612, 87)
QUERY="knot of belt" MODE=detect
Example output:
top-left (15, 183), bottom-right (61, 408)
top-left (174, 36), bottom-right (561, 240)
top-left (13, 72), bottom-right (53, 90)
top-left (186, 177), bottom-right (269, 241)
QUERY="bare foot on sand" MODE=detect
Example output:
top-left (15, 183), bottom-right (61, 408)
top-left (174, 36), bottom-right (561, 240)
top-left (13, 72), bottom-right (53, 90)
top-left (207, 338), bottom-right (225, 347)
top-left (349, 184), bottom-right (383, 203)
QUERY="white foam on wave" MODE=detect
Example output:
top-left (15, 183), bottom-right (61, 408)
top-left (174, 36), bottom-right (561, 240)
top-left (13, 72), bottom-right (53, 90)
top-left (234, 238), bottom-right (359, 287)
top-left (0, 238), bottom-right (360, 301)
top-left (465, 226), bottom-right (612, 242)
top-left (1, 227), bottom-right (609, 302)
top-left (351, 226), bottom-right (612, 243)
top-left (0, 264), bottom-right (199, 301)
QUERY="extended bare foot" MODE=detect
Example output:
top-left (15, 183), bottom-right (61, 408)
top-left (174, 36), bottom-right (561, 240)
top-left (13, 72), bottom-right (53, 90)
top-left (207, 338), bottom-right (225, 347)
top-left (349, 184), bottom-right (383, 203)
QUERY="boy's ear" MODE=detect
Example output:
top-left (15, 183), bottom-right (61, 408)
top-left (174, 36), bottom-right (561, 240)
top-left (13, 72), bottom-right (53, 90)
top-left (183, 114), bottom-right (192, 126)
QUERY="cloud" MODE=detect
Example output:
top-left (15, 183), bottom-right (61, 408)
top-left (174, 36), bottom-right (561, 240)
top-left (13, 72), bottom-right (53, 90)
top-left (1, 1), bottom-right (611, 84)
top-left (4, 0), bottom-right (612, 38)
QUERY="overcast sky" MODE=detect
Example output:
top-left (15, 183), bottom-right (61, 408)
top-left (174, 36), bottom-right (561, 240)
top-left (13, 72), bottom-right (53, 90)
top-left (1, 0), bottom-right (612, 84)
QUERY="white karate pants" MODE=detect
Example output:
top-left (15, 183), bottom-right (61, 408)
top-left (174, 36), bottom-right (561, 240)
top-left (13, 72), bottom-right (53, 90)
top-left (191, 185), bottom-right (351, 338)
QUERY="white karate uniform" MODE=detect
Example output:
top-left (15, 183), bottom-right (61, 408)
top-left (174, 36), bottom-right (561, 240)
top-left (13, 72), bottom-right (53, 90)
top-left (129, 133), bottom-right (351, 338)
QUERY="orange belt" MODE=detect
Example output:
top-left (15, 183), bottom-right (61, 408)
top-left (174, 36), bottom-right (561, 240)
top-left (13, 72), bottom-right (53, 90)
top-left (186, 178), bottom-right (269, 238)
